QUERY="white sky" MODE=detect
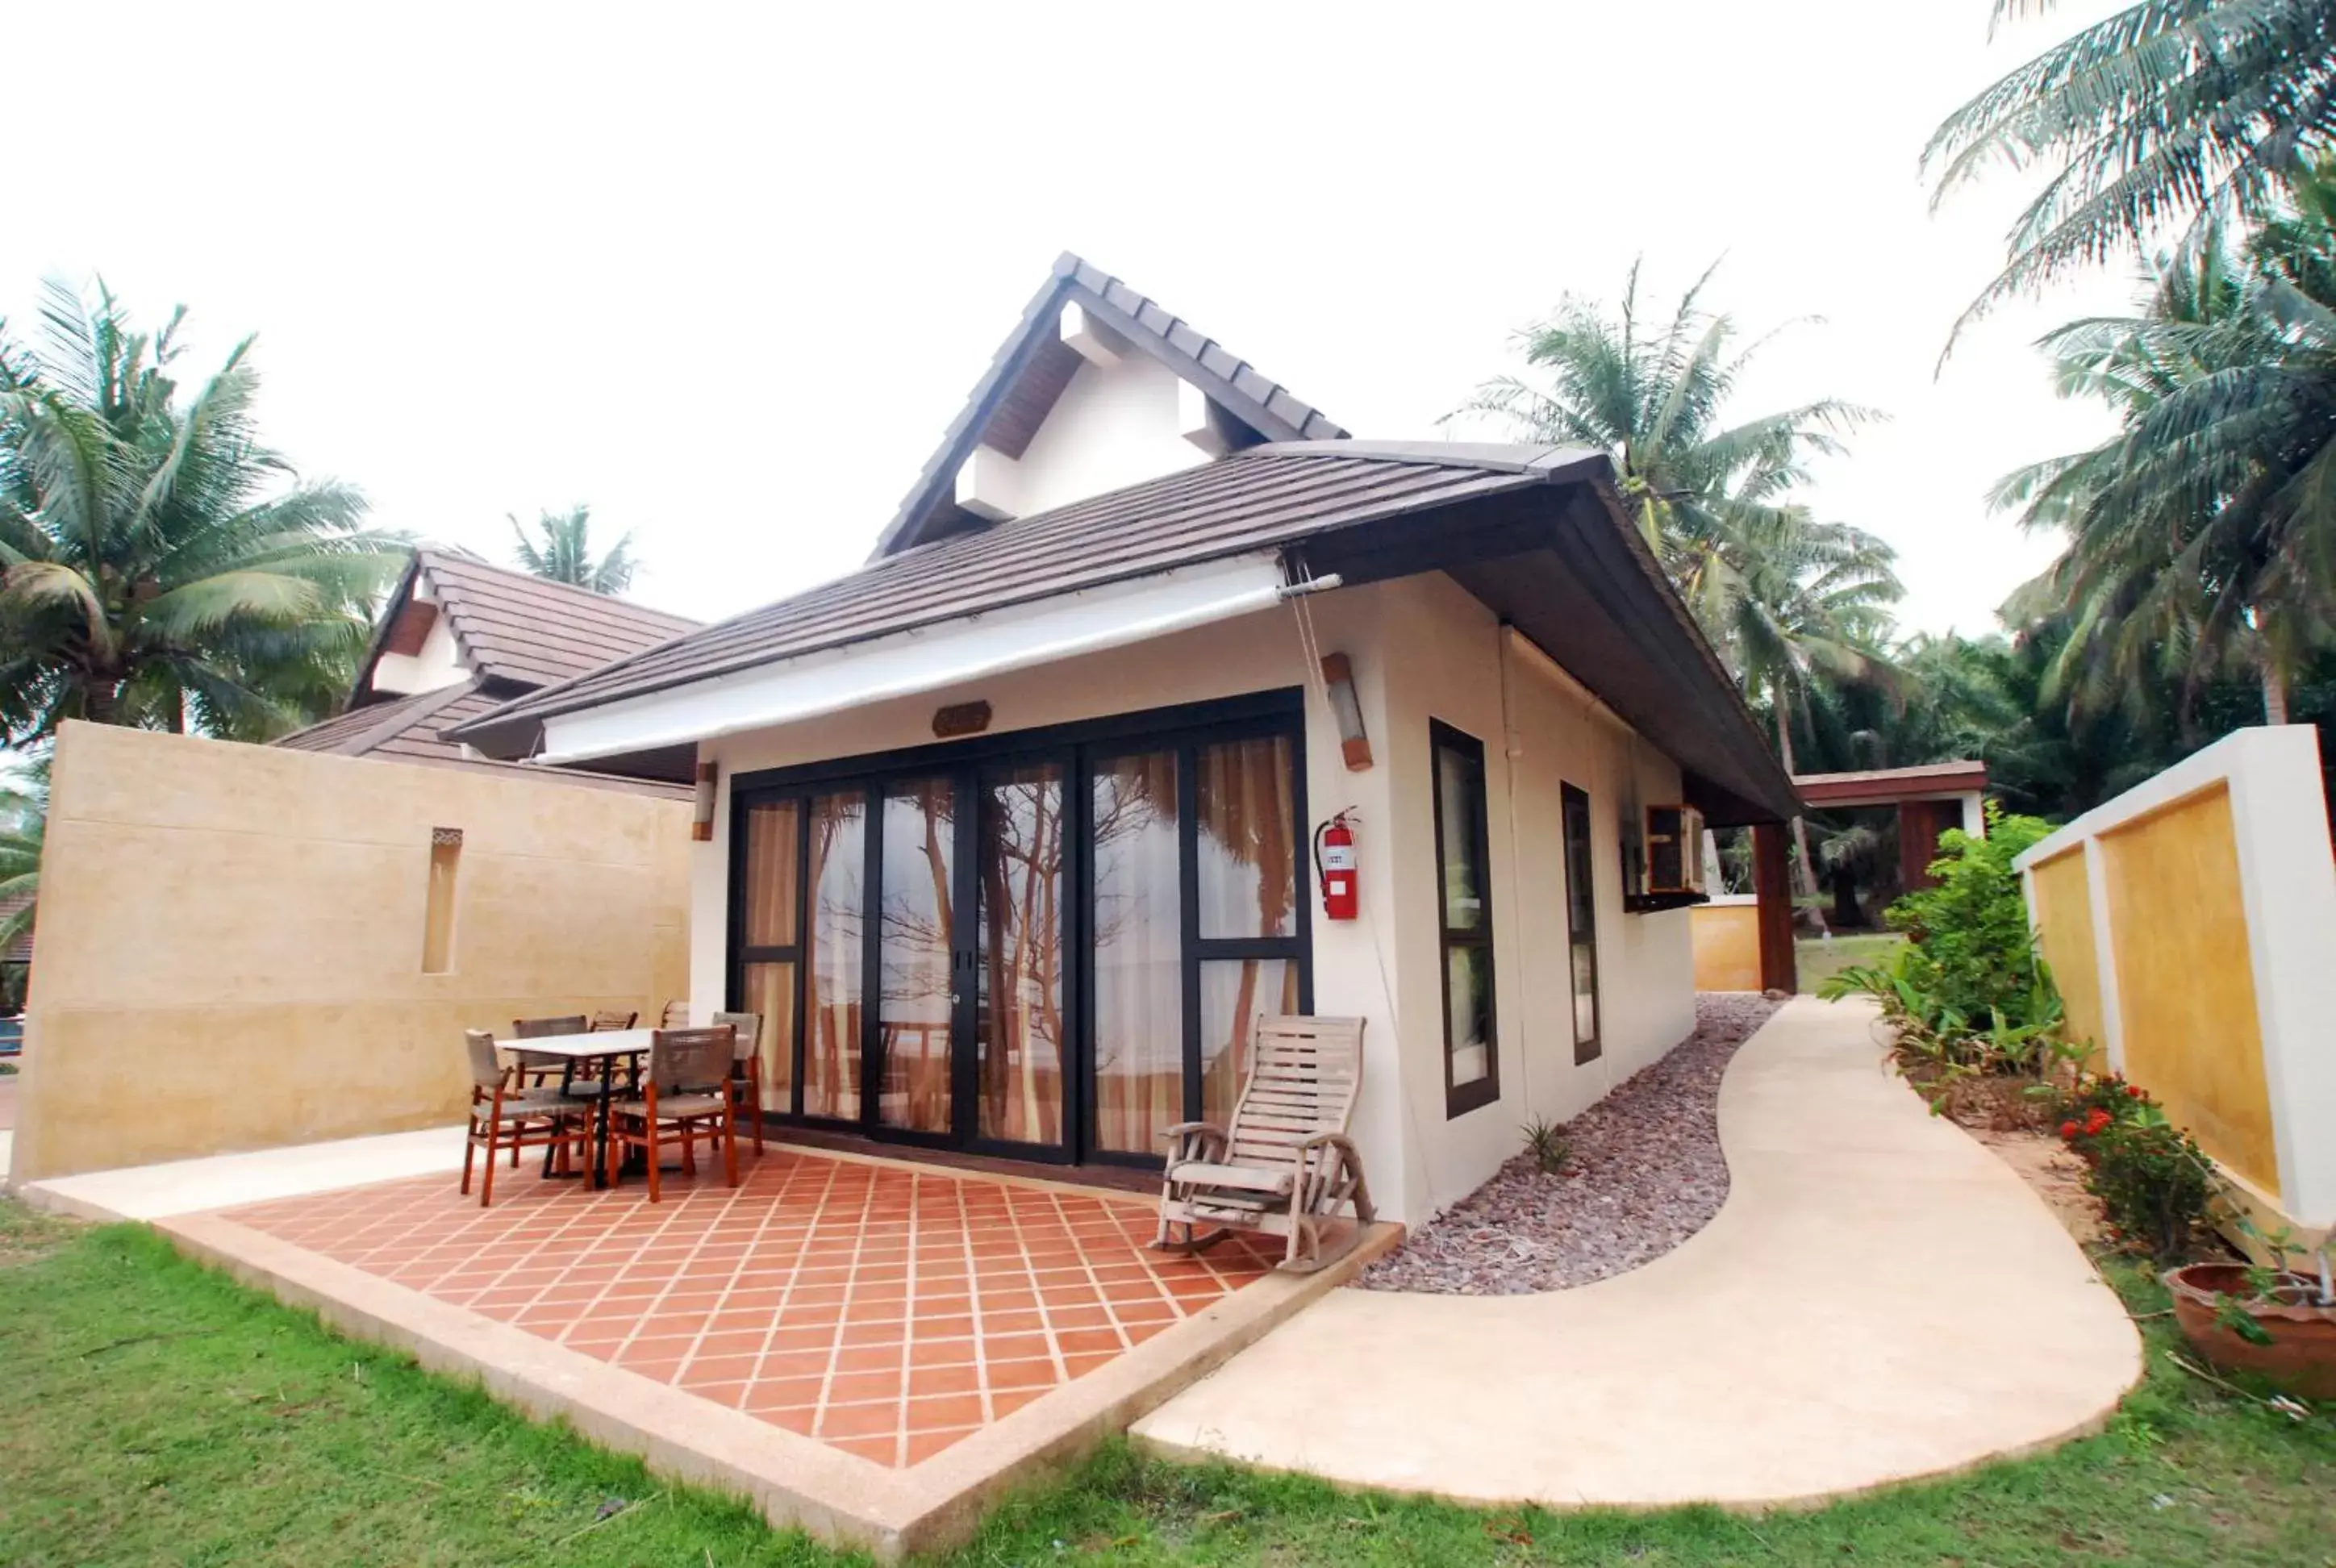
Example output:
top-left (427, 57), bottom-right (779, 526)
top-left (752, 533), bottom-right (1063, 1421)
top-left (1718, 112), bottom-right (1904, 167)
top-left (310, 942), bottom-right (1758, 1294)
top-left (4, 0), bottom-right (2140, 639)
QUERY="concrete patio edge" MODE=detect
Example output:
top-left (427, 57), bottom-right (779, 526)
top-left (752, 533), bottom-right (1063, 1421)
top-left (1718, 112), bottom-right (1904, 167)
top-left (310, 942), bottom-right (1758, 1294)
top-left (147, 1195), bottom-right (1400, 1562)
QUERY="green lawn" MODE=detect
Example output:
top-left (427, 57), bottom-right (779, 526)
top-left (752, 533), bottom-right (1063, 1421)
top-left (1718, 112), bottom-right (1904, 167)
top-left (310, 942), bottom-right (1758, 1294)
top-left (1796, 932), bottom-right (1904, 993)
top-left (0, 1200), bottom-right (2330, 1566)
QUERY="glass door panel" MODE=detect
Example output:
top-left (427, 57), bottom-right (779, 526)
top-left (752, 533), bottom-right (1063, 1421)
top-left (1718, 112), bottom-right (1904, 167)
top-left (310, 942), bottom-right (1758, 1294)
top-left (803, 791), bottom-right (866, 1120)
top-left (976, 762), bottom-right (1067, 1148)
top-left (1091, 751), bottom-right (1183, 1156)
top-left (1196, 734), bottom-right (1298, 939)
top-left (737, 799), bottom-right (803, 1111)
top-left (877, 778), bottom-right (955, 1134)
top-left (1199, 957), bottom-right (1299, 1125)
top-left (740, 960), bottom-right (797, 1107)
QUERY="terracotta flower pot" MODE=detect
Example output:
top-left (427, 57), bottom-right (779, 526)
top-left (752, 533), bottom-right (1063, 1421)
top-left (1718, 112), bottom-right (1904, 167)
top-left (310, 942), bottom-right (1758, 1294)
top-left (2164, 1262), bottom-right (2336, 1399)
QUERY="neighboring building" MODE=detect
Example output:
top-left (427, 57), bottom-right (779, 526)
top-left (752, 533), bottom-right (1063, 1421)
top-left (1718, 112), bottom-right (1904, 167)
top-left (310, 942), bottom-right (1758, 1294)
top-left (451, 253), bottom-right (1802, 1228)
top-left (273, 549), bottom-right (699, 769)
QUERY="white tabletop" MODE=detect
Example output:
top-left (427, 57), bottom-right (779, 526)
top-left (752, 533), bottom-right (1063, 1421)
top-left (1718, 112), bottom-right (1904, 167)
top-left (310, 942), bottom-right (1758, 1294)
top-left (507, 1028), bottom-right (655, 1058)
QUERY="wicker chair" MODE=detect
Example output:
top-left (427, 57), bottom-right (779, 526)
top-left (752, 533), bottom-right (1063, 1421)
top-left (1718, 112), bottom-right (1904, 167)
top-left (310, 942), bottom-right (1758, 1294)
top-left (607, 1026), bottom-right (739, 1201)
top-left (1155, 1015), bottom-right (1375, 1272)
top-left (660, 999), bottom-right (691, 1029)
top-left (711, 1010), bottom-right (765, 1155)
top-left (461, 1029), bottom-right (585, 1207)
top-left (510, 1014), bottom-right (590, 1089)
top-left (589, 1009), bottom-right (640, 1032)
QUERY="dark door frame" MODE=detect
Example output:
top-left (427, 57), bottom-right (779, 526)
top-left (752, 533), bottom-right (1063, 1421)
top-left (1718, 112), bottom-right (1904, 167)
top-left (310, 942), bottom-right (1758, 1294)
top-left (725, 688), bottom-right (1312, 1169)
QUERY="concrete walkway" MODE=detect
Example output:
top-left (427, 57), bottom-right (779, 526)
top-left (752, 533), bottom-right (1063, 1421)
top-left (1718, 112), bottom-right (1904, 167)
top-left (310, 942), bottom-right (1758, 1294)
top-left (1133, 997), bottom-right (2143, 1508)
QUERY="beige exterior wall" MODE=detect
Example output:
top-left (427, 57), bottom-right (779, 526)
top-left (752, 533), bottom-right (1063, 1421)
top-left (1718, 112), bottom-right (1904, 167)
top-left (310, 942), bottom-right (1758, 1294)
top-left (1691, 897), bottom-right (1762, 992)
top-left (10, 724), bottom-right (692, 1183)
top-left (2018, 726), bottom-right (2336, 1235)
top-left (690, 571), bottom-right (1698, 1229)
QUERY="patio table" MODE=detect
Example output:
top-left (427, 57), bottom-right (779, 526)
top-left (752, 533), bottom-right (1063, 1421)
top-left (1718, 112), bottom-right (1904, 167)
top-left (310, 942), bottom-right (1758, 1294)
top-left (507, 1028), bottom-right (653, 1189)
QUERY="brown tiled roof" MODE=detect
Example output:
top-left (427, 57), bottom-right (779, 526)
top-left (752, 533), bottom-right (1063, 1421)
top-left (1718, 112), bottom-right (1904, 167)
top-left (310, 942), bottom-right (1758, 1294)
top-left (411, 551), bottom-right (699, 689)
top-left (272, 682), bottom-right (688, 798)
top-left (274, 680), bottom-right (498, 766)
top-left (871, 252), bottom-right (1348, 558)
top-left (453, 444), bottom-right (1603, 749)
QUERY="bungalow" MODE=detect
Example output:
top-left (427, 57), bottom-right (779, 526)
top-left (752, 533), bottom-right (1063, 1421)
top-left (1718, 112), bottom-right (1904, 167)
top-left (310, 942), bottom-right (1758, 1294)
top-left (273, 548), bottom-right (699, 768)
top-left (452, 255), bottom-right (1801, 1228)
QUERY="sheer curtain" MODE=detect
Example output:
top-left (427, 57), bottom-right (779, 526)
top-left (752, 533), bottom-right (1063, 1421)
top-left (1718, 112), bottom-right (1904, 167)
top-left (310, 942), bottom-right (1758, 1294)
top-left (978, 765), bottom-right (1066, 1147)
top-left (1195, 736), bottom-right (1299, 1121)
top-left (1091, 752), bottom-right (1182, 1154)
top-left (739, 799), bottom-right (801, 1106)
top-left (803, 791), bottom-right (865, 1120)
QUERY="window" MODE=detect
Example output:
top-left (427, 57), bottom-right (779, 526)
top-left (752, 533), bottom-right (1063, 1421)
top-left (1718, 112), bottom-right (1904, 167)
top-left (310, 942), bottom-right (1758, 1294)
top-left (1562, 783), bottom-right (1601, 1063)
top-left (421, 828), bottom-right (461, 974)
top-left (1431, 721), bottom-right (1498, 1116)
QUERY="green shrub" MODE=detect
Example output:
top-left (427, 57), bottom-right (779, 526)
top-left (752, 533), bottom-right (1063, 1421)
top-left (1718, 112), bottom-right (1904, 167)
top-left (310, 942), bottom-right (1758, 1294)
top-left (2084, 1105), bottom-right (2213, 1261)
top-left (1885, 805), bottom-right (2058, 1032)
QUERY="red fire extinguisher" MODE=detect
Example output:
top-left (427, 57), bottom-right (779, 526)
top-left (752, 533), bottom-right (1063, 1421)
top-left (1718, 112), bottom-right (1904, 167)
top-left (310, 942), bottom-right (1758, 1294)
top-left (1314, 810), bottom-right (1358, 921)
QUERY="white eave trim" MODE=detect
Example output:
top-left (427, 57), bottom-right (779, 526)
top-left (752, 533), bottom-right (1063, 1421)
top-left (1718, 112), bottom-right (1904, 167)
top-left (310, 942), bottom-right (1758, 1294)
top-left (536, 553), bottom-right (1296, 766)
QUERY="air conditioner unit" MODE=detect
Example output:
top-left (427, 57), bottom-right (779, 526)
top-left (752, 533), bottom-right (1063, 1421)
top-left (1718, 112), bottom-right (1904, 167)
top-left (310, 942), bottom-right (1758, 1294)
top-left (1641, 803), bottom-right (1706, 896)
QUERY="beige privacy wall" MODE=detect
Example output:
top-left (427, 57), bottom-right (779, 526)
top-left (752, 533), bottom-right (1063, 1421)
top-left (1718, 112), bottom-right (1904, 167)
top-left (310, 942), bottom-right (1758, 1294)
top-left (10, 723), bottom-right (692, 1182)
top-left (2017, 726), bottom-right (2336, 1237)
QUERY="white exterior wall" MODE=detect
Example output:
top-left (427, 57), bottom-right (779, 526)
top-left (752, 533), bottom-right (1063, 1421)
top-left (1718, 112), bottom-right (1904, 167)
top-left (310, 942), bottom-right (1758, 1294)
top-left (1373, 574), bottom-right (1695, 1216)
top-left (967, 352), bottom-right (1209, 522)
top-left (369, 581), bottom-right (470, 697)
top-left (684, 572), bottom-right (1697, 1228)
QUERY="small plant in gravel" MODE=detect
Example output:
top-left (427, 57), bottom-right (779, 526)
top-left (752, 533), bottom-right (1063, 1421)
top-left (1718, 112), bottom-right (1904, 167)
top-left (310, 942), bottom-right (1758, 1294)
top-left (1520, 1118), bottom-right (1569, 1175)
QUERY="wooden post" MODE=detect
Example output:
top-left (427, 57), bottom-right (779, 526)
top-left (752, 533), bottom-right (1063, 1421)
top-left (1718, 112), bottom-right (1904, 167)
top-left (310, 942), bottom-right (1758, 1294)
top-left (1752, 821), bottom-right (1797, 995)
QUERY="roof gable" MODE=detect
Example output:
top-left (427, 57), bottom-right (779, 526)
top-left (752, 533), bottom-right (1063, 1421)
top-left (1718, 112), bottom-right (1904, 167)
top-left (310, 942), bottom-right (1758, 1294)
top-left (870, 252), bottom-right (1346, 560)
top-left (351, 549), bottom-right (701, 699)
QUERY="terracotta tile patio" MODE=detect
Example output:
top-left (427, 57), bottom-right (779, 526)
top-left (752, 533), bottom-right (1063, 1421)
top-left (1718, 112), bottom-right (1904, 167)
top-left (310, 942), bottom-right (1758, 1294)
top-left (225, 1146), bottom-right (1280, 1468)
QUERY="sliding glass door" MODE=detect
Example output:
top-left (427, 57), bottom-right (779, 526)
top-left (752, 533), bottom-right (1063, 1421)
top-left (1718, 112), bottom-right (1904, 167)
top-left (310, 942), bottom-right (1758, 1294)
top-left (728, 693), bottom-right (1308, 1166)
top-left (976, 761), bottom-right (1067, 1150)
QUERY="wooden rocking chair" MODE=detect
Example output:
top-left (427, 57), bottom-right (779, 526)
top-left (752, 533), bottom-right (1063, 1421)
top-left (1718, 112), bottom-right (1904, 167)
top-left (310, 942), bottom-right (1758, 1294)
top-left (1155, 1015), bottom-right (1376, 1273)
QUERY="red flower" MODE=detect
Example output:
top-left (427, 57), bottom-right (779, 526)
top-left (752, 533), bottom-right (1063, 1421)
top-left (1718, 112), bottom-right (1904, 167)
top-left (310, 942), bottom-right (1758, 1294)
top-left (2059, 1120), bottom-right (2081, 1141)
top-left (2084, 1108), bottom-right (2113, 1135)
top-left (2125, 1084), bottom-right (2146, 1099)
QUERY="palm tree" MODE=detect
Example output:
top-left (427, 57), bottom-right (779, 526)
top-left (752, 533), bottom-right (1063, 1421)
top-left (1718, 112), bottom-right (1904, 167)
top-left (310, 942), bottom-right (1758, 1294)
top-left (0, 765), bottom-right (43, 983)
top-left (1460, 260), bottom-right (1879, 568)
top-left (1927, 0), bottom-right (2336, 332)
top-left (1465, 263), bottom-right (1902, 899)
top-left (0, 281), bottom-right (400, 745)
top-left (1998, 164), bottom-right (2336, 724)
top-left (509, 504), bottom-right (636, 594)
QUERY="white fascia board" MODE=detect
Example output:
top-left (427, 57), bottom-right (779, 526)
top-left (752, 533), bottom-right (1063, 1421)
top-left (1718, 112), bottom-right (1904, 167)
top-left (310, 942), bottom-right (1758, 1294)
top-left (537, 553), bottom-right (1293, 765)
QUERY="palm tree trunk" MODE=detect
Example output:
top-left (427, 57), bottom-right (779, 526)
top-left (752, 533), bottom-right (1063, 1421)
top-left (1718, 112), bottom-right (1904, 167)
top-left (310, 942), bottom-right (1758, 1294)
top-left (1772, 695), bottom-right (1826, 925)
top-left (2260, 653), bottom-right (2291, 726)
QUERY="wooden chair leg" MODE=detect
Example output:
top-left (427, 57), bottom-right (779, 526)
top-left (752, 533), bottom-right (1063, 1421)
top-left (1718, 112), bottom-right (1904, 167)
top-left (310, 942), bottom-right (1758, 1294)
top-left (461, 1132), bottom-right (477, 1195)
top-left (682, 1124), bottom-right (696, 1178)
top-left (481, 1123), bottom-right (499, 1208)
top-left (722, 1116), bottom-right (739, 1186)
top-left (605, 1121), bottom-right (623, 1188)
top-left (646, 1122), bottom-right (661, 1203)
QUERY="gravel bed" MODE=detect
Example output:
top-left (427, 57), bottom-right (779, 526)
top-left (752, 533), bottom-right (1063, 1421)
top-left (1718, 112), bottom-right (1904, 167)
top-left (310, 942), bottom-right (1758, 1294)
top-left (1357, 993), bottom-right (1784, 1295)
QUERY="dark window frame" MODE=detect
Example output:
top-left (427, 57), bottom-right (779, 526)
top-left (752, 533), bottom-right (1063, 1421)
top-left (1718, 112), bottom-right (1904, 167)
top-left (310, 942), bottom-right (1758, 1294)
top-left (725, 689), bottom-right (1312, 1168)
top-left (1562, 780), bottom-right (1602, 1064)
top-left (1430, 719), bottom-right (1500, 1117)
